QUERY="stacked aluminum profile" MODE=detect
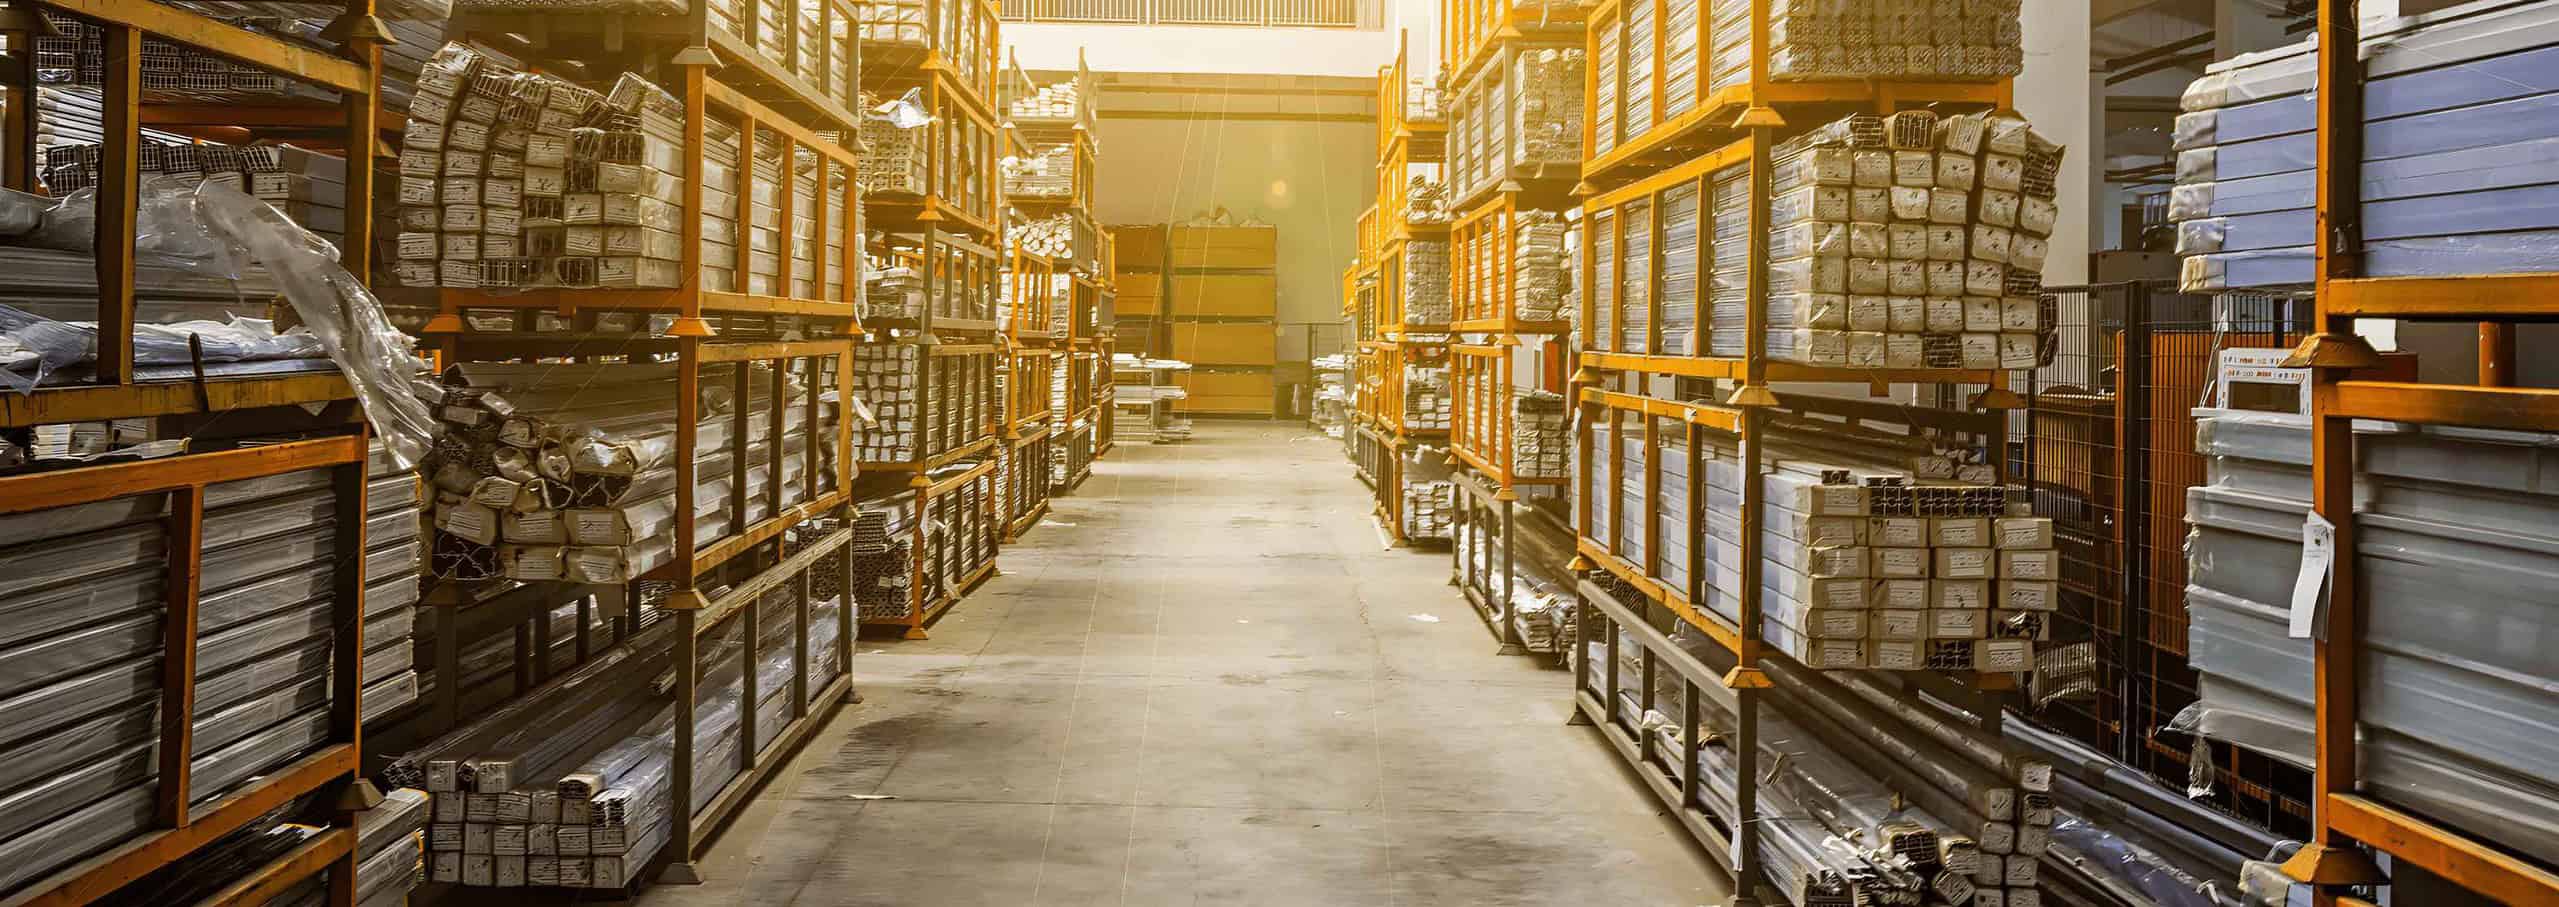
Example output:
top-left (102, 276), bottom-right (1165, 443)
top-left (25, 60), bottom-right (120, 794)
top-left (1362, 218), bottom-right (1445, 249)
top-left (1003, 144), bottom-right (1075, 200)
top-left (1403, 238), bottom-right (1452, 326)
top-left (410, 587), bottom-right (844, 889)
top-left (1515, 48), bottom-right (1586, 167)
top-left (1514, 210), bottom-right (1573, 323)
top-left (0, 441), bottom-right (422, 898)
top-left (1402, 364), bottom-right (1451, 432)
top-left (1402, 477), bottom-right (1455, 541)
top-left (2169, 0), bottom-right (2559, 292)
top-left (1700, 447), bottom-right (2048, 673)
top-left (39, 142), bottom-right (347, 244)
top-left (1745, 110), bottom-right (2061, 368)
top-left (1510, 389), bottom-right (1569, 479)
top-left (849, 344), bottom-right (926, 462)
top-left (1704, 0), bottom-right (2023, 94)
top-left (850, 495), bottom-right (921, 621)
top-left (419, 361), bottom-right (829, 586)
top-left (1592, 624), bottom-right (2055, 907)
top-left (392, 44), bottom-right (701, 291)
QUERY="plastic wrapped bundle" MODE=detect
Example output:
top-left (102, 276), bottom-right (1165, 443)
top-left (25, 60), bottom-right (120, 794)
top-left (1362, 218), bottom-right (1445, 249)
top-left (1514, 211), bottom-right (1573, 322)
top-left (2176, 407), bottom-right (2559, 866)
top-left (1516, 48), bottom-right (1586, 167)
top-left (1403, 365), bottom-right (1451, 432)
top-left (1401, 478), bottom-right (1454, 540)
top-left (2170, 0), bottom-right (2559, 291)
top-left (1708, 0), bottom-right (2022, 89)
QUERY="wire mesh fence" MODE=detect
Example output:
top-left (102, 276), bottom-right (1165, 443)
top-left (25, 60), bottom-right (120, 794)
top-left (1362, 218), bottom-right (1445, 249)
top-left (2014, 280), bottom-right (2315, 838)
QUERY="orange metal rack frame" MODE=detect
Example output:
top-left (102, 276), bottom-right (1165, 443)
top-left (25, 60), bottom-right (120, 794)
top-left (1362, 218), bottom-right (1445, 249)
top-left (2275, 2), bottom-right (2559, 904)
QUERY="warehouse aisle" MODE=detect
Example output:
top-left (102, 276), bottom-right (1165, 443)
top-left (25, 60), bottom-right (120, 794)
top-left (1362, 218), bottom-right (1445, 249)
top-left (637, 421), bottom-right (1727, 906)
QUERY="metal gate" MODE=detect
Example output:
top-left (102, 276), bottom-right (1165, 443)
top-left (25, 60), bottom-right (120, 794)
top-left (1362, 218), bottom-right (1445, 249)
top-left (2015, 280), bottom-right (2314, 838)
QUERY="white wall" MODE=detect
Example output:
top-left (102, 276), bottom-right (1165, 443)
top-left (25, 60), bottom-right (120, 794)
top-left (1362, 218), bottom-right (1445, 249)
top-left (2016, 0), bottom-right (2095, 285)
top-left (1005, 0), bottom-right (1436, 76)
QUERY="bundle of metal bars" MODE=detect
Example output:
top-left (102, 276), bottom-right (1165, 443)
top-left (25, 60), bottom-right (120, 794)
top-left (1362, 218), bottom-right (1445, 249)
top-left (399, 583), bottom-right (843, 889)
top-left (0, 439), bottom-right (421, 899)
top-left (1403, 363), bottom-right (1451, 432)
top-left (1404, 238), bottom-right (1452, 325)
top-left (1746, 111), bottom-right (2060, 367)
top-left (1512, 389), bottom-right (1569, 478)
top-left (1587, 623), bottom-right (2055, 906)
top-left (850, 492), bottom-right (921, 621)
top-left (39, 2), bottom-right (446, 109)
top-left (2169, 0), bottom-right (2559, 291)
top-left (421, 360), bottom-right (830, 586)
top-left (1514, 210), bottom-right (1573, 323)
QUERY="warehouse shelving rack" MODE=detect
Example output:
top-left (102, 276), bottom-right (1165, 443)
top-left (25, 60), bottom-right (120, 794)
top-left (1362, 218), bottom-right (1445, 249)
top-left (2272, 2), bottom-right (2559, 904)
top-left (0, 0), bottom-right (382, 429)
top-left (0, 439), bottom-right (377, 906)
top-left (410, 20), bottom-right (866, 884)
top-left (1576, 0), bottom-right (2010, 192)
top-left (1001, 417), bottom-right (1054, 540)
top-left (997, 52), bottom-right (1099, 249)
top-left (1443, 36), bottom-right (1585, 214)
top-left (0, 3), bottom-right (392, 898)
top-left (859, 456), bottom-right (999, 638)
top-left (861, 0), bottom-right (1002, 235)
top-left (1007, 247), bottom-right (1062, 346)
top-left (1564, 20), bottom-right (2032, 899)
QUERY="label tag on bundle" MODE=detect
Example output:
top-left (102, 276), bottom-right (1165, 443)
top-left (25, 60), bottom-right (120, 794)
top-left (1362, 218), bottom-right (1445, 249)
top-left (2287, 511), bottom-right (2336, 639)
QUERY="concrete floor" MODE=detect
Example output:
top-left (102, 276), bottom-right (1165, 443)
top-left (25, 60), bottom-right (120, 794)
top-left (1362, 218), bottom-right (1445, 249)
top-left (638, 421), bottom-right (1729, 907)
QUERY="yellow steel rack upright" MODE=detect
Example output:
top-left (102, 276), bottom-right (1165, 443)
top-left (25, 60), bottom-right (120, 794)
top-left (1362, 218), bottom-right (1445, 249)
top-left (1564, 1), bottom-right (2027, 902)
top-left (422, 2), bottom-right (867, 882)
top-left (0, 2), bottom-right (391, 901)
top-left (1439, 0), bottom-right (1585, 652)
top-left (856, 0), bottom-right (1005, 637)
top-left (1369, 32), bottom-right (1453, 546)
top-left (2274, 2), bottom-right (2559, 904)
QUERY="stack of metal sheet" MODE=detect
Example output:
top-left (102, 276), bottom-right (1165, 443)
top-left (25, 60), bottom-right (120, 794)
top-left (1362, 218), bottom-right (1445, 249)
top-left (2170, 0), bottom-right (2559, 291)
top-left (2178, 406), bottom-right (2559, 867)
top-left (0, 443), bottom-right (419, 898)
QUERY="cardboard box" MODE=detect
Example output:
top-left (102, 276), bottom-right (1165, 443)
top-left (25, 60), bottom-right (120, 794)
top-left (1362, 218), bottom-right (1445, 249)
top-left (1870, 579), bottom-right (1928, 610)
top-left (1931, 578), bottom-right (1990, 609)
top-left (1934, 547), bottom-right (1994, 579)
top-left (1995, 517), bottom-right (2054, 549)
top-left (1870, 516), bottom-right (1927, 547)
top-left (1872, 610), bottom-right (1928, 640)
top-left (1931, 517), bottom-right (1991, 547)
top-left (1176, 369), bottom-right (1275, 399)
top-left (1868, 639), bottom-right (1924, 670)
top-left (1931, 608), bottom-right (1987, 639)
top-left (2000, 549), bottom-right (2058, 581)
top-left (1871, 546), bottom-right (1930, 578)
top-left (1170, 273), bottom-right (1278, 317)
top-left (1113, 226), bottom-right (1167, 268)
top-left (1168, 225), bottom-right (1278, 269)
top-left (1169, 322), bottom-right (1276, 366)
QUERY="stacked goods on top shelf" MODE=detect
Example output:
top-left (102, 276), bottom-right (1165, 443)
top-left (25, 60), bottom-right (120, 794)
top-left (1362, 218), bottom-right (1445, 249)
top-left (2169, 0), bottom-right (2559, 291)
top-left (2179, 406), bottom-right (2559, 866)
top-left (1705, 0), bottom-right (2023, 88)
top-left (419, 361), bottom-right (836, 586)
top-left (0, 456), bottom-right (415, 897)
top-left (41, 143), bottom-right (349, 244)
top-left (1446, 43), bottom-right (1587, 205)
top-left (1751, 110), bottom-right (2060, 368)
top-left (38, 2), bottom-right (448, 109)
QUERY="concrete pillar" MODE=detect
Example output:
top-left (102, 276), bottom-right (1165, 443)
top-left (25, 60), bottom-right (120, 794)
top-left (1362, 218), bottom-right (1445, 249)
top-left (2016, 0), bottom-right (2094, 286)
top-left (2215, 0), bottom-right (2293, 61)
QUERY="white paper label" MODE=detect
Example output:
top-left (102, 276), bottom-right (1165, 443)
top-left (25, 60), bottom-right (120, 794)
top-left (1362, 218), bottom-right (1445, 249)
top-left (2288, 511), bottom-right (2336, 639)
